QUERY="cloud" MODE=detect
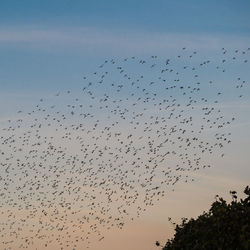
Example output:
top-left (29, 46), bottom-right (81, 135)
top-left (0, 26), bottom-right (250, 55)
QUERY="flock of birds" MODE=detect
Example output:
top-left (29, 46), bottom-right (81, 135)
top-left (0, 48), bottom-right (249, 249)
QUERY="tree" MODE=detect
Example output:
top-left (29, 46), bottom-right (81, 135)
top-left (156, 186), bottom-right (250, 250)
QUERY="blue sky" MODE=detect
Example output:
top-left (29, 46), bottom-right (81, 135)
top-left (1, 0), bottom-right (250, 33)
top-left (1, 12), bottom-right (250, 96)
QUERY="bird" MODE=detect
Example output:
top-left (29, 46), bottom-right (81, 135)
top-left (0, 47), bottom-right (248, 249)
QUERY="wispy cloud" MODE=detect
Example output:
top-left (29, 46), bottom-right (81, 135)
top-left (0, 26), bottom-right (250, 55)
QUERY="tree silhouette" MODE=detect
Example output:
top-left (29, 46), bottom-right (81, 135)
top-left (156, 186), bottom-right (250, 250)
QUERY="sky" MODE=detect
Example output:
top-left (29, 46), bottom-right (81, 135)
top-left (0, 1), bottom-right (250, 250)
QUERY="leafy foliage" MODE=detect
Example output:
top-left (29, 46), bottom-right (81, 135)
top-left (156, 186), bottom-right (250, 250)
